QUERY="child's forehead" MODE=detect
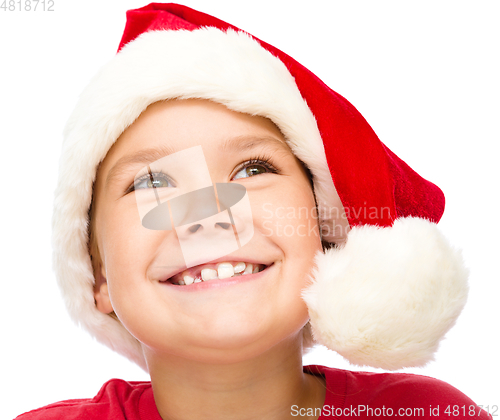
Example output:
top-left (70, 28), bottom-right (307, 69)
top-left (100, 99), bottom-right (291, 171)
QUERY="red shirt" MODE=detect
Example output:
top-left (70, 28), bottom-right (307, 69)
top-left (16, 365), bottom-right (493, 419)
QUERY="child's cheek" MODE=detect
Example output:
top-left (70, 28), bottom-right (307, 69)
top-left (252, 184), bottom-right (321, 247)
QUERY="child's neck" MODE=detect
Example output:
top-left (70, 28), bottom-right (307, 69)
top-left (145, 334), bottom-right (326, 420)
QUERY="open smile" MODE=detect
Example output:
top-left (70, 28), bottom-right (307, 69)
top-left (161, 261), bottom-right (274, 291)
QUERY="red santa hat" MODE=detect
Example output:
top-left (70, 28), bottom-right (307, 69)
top-left (53, 3), bottom-right (468, 371)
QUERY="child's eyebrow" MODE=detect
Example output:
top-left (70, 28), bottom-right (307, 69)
top-left (105, 134), bottom-right (289, 190)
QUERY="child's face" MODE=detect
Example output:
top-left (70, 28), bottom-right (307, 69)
top-left (91, 99), bottom-right (324, 363)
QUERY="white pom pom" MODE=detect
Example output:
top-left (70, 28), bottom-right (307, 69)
top-left (302, 217), bottom-right (469, 370)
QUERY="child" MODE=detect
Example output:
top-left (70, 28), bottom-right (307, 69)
top-left (16, 3), bottom-right (492, 419)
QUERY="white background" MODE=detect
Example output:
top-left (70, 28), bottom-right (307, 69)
top-left (1, 1), bottom-right (499, 418)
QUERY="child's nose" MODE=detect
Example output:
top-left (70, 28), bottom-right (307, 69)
top-left (184, 221), bottom-right (232, 234)
top-left (171, 183), bottom-right (254, 267)
top-left (141, 183), bottom-right (247, 231)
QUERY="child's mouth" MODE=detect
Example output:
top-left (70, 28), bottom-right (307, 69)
top-left (163, 261), bottom-right (271, 286)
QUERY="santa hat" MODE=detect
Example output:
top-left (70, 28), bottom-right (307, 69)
top-left (53, 3), bottom-right (468, 371)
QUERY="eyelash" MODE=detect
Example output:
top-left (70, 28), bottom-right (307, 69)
top-left (126, 154), bottom-right (278, 193)
top-left (126, 169), bottom-right (172, 194)
top-left (233, 154), bottom-right (278, 178)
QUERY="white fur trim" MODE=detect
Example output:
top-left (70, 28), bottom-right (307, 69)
top-left (53, 28), bottom-right (342, 370)
top-left (302, 217), bottom-right (469, 370)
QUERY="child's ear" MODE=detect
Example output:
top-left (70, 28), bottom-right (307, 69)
top-left (93, 263), bottom-right (114, 314)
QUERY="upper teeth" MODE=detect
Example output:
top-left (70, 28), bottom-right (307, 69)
top-left (174, 262), bottom-right (265, 285)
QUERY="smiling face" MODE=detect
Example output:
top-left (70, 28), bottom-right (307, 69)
top-left (91, 99), bottom-right (323, 363)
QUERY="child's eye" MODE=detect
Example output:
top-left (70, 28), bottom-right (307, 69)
top-left (232, 158), bottom-right (278, 180)
top-left (126, 156), bottom-right (277, 194)
top-left (131, 172), bottom-right (175, 191)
